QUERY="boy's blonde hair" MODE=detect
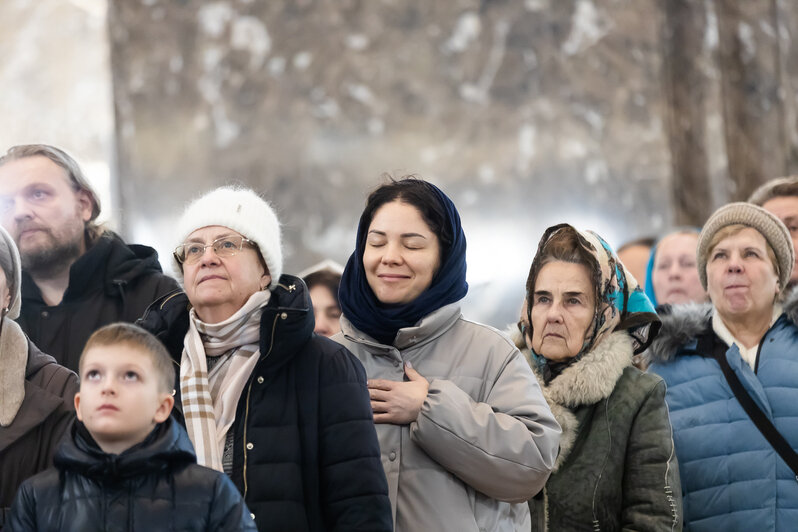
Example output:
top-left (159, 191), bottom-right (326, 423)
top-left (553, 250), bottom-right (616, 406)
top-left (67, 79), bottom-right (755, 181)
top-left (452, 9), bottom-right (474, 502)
top-left (80, 323), bottom-right (175, 393)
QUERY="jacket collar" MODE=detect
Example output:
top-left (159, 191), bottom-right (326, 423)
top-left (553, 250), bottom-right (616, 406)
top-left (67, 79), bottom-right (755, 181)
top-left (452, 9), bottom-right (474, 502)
top-left (531, 330), bottom-right (633, 471)
top-left (339, 302), bottom-right (461, 351)
top-left (55, 416), bottom-right (195, 480)
top-left (534, 330), bottom-right (633, 410)
top-left (21, 231), bottom-right (165, 305)
top-left (256, 275), bottom-right (315, 373)
top-left (643, 287), bottom-right (798, 366)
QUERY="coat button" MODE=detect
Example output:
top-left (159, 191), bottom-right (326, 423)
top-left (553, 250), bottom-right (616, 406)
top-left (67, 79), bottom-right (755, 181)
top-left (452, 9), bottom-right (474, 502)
top-left (246, 442), bottom-right (254, 450)
top-left (389, 451), bottom-right (397, 461)
top-left (280, 312), bottom-right (288, 319)
top-left (41, 311), bottom-right (49, 318)
top-left (257, 376), bottom-right (264, 384)
top-left (250, 513), bottom-right (255, 520)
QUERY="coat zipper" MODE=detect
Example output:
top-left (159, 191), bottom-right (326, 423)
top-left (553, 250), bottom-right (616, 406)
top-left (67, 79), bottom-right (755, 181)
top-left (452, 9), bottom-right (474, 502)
top-left (242, 311), bottom-right (281, 498)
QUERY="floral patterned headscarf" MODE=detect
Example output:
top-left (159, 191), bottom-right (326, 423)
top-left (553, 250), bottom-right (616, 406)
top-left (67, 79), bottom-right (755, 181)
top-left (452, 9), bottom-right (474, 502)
top-left (525, 224), bottom-right (660, 382)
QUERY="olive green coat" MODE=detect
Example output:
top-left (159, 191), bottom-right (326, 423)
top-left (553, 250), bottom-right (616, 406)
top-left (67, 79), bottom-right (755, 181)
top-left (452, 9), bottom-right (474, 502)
top-left (528, 331), bottom-right (683, 531)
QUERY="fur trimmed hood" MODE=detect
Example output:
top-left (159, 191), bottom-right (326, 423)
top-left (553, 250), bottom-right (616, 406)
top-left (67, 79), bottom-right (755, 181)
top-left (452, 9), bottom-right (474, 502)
top-left (530, 330), bottom-right (634, 470)
top-left (643, 287), bottom-right (798, 366)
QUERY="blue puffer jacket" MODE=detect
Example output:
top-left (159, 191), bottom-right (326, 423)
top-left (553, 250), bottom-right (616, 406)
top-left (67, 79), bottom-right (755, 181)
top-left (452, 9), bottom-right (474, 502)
top-left (645, 298), bottom-right (798, 531)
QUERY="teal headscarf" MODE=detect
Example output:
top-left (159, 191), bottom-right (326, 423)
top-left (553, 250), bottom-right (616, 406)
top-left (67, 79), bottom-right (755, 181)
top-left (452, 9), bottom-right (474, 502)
top-left (526, 224), bottom-right (660, 383)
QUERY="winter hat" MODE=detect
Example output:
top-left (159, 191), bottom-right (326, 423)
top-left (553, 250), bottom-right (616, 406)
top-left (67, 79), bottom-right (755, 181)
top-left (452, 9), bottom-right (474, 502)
top-left (697, 202), bottom-right (794, 291)
top-left (174, 186), bottom-right (283, 288)
top-left (0, 225), bottom-right (21, 319)
top-left (748, 175), bottom-right (798, 206)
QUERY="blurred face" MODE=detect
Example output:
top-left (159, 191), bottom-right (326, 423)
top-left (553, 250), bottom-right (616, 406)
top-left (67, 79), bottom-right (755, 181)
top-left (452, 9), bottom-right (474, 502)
top-left (363, 201), bottom-right (441, 305)
top-left (181, 226), bottom-right (271, 324)
top-left (617, 244), bottom-right (650, 287)
top-left (309, 284), bottom-right (341, 337)
top-left (706, 227), bottom-right (779, 322)
top-left (0, 156), bottom-right (92, 271)
top-left (652, 233), bottom-right (706, 305)
top-left (761, 196), bottom-right (798, 284)
top-left (76, 345), bottom-right (173, 454)
top-left (530, 261), bottom-right (595, 362)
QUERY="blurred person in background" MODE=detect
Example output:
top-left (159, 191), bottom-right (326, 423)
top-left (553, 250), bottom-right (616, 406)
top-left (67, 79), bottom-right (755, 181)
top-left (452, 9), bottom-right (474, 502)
top-left (645, 203), bottom-right (798, 531)
top-left (0, 224), bottom-right (77, 524)
top-left (334, 177), bottom-right (560, 532)
top-left (644, 229), bottom-right (707, 309)
top-left (518, 223), bottom-right (680, 531)
top-left (300, 260), bottom-right (343, 337)
top-left (750, 175), bottom-right (798, 296)
top-left (617, 236), bottom-right (656, 289)
top-left (0, 144), bottom-right (179, 372)
top-left (138, 186), bottom-right (391, 532)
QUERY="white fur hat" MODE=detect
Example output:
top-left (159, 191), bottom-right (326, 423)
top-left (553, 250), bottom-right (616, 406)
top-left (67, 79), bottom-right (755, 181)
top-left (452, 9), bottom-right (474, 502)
top-left (0, 224), bottom-right (21, 319)
top-left (174, 186), bottom-right (283, 288)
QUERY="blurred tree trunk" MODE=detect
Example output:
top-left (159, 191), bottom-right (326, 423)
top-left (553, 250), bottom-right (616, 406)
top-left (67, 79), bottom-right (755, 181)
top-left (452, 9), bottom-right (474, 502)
top-left (663, 0), bottom-right (798, 225)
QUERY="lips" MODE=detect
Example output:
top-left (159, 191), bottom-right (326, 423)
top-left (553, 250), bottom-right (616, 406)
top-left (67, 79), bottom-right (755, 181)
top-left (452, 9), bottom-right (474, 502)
top-left (377, 273), bottom-right (410, 282)
top-left (199, 274), bottom-right (226, 284)
top-left (97, 404), bottom-right (119, 412)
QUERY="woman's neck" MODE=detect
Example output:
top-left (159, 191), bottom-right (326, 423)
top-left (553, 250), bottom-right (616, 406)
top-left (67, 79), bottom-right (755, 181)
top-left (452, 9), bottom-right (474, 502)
top-left (719, 310), bottom-right (773, 349)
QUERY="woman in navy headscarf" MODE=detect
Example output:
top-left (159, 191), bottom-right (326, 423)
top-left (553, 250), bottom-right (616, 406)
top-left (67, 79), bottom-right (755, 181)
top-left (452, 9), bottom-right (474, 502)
top-left (334, 177), bottom-right (560, 532)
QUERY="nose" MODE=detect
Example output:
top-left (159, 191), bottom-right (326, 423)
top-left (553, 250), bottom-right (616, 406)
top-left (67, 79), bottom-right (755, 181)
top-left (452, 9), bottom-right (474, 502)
top-left (101, 379), bottom-right (116, 396)
top-left (726, 252), bottom-right (744, 273)
top-left (380, 241), bottom-right (403, 265)
top-left (545, 301), bottom-right (564, 323)
top-left (9, 196), bottom-right (33, 222)
top-left (668, 262), bottom-right (682, 279)
top-left (198, 245), bottom-right (221, 267)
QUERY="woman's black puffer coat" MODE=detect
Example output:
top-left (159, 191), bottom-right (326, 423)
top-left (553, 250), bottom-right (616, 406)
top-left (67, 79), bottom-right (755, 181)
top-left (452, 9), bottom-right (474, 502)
top-left (7, 417), bottom-right (256, 532)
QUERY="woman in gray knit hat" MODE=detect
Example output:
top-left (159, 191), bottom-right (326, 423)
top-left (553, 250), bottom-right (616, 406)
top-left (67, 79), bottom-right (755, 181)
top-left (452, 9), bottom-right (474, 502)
top-left (0, 225), bottom-right (77, 519)
top-left (646, 202), bottom-right (798, 531)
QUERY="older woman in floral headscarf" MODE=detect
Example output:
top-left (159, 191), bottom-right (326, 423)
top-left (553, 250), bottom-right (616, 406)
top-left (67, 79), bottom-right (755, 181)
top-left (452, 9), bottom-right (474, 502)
top-left (517, 223), bottom-right (682, 531)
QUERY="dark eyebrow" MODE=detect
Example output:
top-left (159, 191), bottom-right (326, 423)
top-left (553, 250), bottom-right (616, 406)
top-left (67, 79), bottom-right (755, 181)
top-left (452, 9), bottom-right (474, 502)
top-left (563, 291), bottom-right (586, 298)
top-left (533, 290), bottom-right (551, 297)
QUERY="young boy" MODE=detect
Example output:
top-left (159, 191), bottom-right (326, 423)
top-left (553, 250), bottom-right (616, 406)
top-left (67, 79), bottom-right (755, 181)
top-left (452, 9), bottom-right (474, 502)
top-left (7, 323), bottom-right (256, 532)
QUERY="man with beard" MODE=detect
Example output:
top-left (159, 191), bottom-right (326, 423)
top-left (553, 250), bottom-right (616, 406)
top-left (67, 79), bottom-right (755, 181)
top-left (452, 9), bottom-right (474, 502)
top-left (0, 144), bottom-right (179, 371)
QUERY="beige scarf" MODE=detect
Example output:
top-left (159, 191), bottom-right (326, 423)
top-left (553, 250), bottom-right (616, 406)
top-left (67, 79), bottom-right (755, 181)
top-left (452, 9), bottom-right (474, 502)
top-left (180, 290), bottom-right (271, 471)
top-left (0, 318), bottom-right (28, 427)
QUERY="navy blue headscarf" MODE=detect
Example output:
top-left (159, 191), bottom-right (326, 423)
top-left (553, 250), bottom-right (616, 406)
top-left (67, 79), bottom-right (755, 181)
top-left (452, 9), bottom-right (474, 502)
top-left (339, 181), bottom-right (468, 345)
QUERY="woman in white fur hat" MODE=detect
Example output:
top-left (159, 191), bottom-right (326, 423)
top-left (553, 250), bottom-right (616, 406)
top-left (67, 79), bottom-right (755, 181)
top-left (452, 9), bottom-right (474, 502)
top-left (138, 186), bottom-right (391, 532)
top-left (0, 225), bottom-right (77, 518)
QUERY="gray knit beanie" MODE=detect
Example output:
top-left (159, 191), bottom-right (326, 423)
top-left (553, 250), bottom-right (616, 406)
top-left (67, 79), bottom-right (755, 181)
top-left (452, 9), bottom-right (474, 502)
top-left (697, 202), bottom-right (794, 290)
top-left (174, 186), bottom-right (283, 288)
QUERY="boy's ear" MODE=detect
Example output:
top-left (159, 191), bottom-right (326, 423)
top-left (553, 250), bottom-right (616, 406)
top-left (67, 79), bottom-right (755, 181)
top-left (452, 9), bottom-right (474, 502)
top-left (74, 392), bottom-right (83, 421)
top-left (153, 392), bottom-right (175, 424)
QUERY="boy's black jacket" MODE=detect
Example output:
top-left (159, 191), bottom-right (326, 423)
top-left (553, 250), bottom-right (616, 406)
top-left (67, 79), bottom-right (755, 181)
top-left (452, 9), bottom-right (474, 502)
top-left (6, 417), bottom-right (256, 532)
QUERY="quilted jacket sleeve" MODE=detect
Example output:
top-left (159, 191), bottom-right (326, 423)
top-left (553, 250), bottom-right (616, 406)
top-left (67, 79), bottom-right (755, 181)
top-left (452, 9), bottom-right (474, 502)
top-left (207, 474), bottom-right (258, 532)
top-left (6, 480), bottom-right (37, 532)
top-left (410, 348), bottom-right (561, 502)
top-left (621, 378), bottom-right (683, 532)
top-left (318, 345), bottom-right (393, 532)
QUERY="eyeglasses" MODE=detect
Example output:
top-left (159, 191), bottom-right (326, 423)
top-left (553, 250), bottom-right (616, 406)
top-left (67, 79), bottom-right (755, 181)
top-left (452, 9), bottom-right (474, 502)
top-left (174, 235), bottom-right (256, 265)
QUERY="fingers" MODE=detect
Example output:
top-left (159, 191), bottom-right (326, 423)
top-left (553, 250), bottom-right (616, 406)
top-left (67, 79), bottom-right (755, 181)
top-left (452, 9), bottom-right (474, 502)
top-left (371, 400), bottom-right (389, 413)
top-left (367, 378), bottom-right (396, 391)
top-left (369, 387), bottom-right (390, 402)
top-left (404, 361), bottom-right (426, 382)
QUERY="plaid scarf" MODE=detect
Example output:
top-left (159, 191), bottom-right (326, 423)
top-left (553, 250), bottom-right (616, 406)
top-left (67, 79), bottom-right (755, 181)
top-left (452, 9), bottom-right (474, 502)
top-left (180, 290), bottom-right (271, 471)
